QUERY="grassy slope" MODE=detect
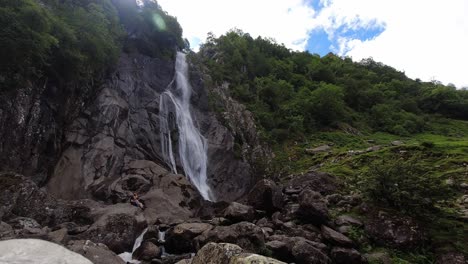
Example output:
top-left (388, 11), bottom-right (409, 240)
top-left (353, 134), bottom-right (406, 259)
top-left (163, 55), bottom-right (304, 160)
top-left (272, 118), bottom-right (468, 263)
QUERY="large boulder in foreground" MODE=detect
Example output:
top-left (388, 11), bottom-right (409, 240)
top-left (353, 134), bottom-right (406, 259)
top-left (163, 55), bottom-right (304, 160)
top-left (0, 239), bottom-right (92, 264)
top-left (191, 242), bottom-right (285, 264)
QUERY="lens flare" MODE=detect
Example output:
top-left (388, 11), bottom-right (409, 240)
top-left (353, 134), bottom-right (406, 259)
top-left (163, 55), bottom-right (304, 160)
top-left (153, 14), bottom-right (167, 31)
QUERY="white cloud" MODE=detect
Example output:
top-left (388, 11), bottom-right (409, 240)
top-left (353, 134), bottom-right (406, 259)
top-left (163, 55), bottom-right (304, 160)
top-left (157, 0), bottom-right (316, 51)
top-left (320, 0), bottom-right (468, 88)
top-left (156, 0), bottom-right (468, 87)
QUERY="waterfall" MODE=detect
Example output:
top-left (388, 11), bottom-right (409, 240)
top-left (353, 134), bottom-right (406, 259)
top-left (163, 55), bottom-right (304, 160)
top-left (159, 52), bottom-right (214, 201)
top-left (118, 228), bottom-right (148, 264)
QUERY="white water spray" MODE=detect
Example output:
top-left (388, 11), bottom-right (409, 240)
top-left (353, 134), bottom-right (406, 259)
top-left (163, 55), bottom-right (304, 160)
top-left (118, 228), bottom-right (148, 264)
top-left (159, 52), bottom-right (213, 201)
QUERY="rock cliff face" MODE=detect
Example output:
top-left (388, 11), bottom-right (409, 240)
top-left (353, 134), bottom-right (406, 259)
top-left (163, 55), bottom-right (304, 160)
top-left (0, 78), bottom-right (92, 185)
top-left (44, 52), bottom-right (260, 202)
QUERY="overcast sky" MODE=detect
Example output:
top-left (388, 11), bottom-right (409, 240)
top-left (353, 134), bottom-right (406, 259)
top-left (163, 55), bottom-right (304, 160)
top-left (157, 0), bottom-right (468, 88)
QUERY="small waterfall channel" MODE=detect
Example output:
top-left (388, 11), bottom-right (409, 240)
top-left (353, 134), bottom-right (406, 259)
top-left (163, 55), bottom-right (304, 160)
top-left (159, 52), bottom-right (214, 201)
top-left (118, 228), bottom-right (148, 263)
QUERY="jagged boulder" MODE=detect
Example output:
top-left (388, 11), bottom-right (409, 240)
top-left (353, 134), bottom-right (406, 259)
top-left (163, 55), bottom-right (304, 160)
top-left (291, 239), bottom-right (331, 264)
top-left (330, 247), bottom-right (366, 264)
top-left (67, 240), bottom-right (125, 264)
top-left (297, 189), bottom-right (329, 224)
top-left (194, 222), bottom-right (265, 252)
top-left (223, 202), bottom-right (255, 222)
top-left (166, 222), bottom-right (213, 254)
top-left (132, 240), bottom-right (161, 261)
top-left (247, 179), bottom-right (284, 213)
top-left (78, 203), bottom-right (146, 253)
top-left (288, 171), bottom-right (340, 196)
top-left (365, 211), bottom-right (426, 249)
top-left (266, 235), bottom-right (328, 264)
top-left (321, 225), bottom-right (354, 247)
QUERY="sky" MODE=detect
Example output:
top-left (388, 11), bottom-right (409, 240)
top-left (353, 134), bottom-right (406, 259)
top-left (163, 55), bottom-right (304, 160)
top-left (157, 0), bottom-right (468, 88)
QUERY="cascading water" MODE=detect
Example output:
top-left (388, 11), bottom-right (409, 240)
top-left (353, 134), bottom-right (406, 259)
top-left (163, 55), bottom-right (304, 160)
top-left (118, 228), bottom-right (148, 264)
top-left (159, 52), bottom-right (214, 201)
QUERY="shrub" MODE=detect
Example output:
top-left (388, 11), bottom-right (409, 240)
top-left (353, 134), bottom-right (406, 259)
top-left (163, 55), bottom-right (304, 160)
top-left (363, 154), bottom-right (450, 217)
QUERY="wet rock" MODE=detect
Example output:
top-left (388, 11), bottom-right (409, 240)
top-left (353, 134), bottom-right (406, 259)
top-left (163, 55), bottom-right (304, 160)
top-left (194, 222), bottom-right (265, 252)
top-left (321, 225), bottom-right (354, 247)
top-left (297, 189), bottom-right (329, 224)
top-left (365, 211), bottom-right (426, 249)
top-left (330, 247), bottom-right (365, 264)
top-left (223, 202), bottom-right (255, 223)
top-left (133, 241), bottom-right (161, 261)
top-left (166, 222), bottom-right (213, 254)
top-left (67, 239), bottom-right (125, 264)
top-left (247, 179), bottom-right (284, 213)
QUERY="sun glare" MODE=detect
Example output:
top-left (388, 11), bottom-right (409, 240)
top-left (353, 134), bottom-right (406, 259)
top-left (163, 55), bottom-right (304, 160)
top-left (153, 14), bottom-right (167, 31)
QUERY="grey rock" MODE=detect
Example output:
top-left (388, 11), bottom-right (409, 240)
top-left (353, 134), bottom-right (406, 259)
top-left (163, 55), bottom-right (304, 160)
top-left (306, 145), bottom-right (331, 154)
top-left (365, 211), bottom-right (425, 249)
top-left (67, 239), bottom-right (125, 264)
top-left (223, 202), bottom-right (255, 223)
top-left (321, 225), bottom-right (354, 247)
top-left (391, 140), bottom-right (404, 146)
top-left (298, 189), bottom-right (329, 224)
top-left (133, 241), bottom-right (161, 261)
top-left (166, 222), bottom-right (213, 254)
top-left (0, 239), bottom-right (93, 264)
top-left (331, 247), bottom-right (365, 264)
top-left (194, 222), bottom-right (265, 252)
top-left (247, 179), bottom-right (284, 213)
top-left (335, 215), bottom-right (363, 227)
top-left (364, 252), bottom-right (392, 264)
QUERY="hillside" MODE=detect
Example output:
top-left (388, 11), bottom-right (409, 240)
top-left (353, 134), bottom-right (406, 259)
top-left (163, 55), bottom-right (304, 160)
top-left (0, 1), bottom-right (466, 264)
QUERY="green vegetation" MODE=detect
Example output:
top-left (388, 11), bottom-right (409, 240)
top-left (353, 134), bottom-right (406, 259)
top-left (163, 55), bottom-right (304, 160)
top-left (0, 0), bottom-right (184, 91)
top-left (198, 29), bottom-right (468, 142)
top-left (197, 31), bottom-right (468, 261)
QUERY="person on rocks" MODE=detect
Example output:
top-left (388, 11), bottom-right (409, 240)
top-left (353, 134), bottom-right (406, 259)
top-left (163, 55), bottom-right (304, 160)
top-left (130, 192), bottom-right (145, 210)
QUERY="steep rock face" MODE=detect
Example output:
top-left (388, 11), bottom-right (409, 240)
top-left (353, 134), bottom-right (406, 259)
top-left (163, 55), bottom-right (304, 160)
top-left (0, 79), bottom-right (92, 185)
top-left (46, 52), bottom-right (257, 202)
